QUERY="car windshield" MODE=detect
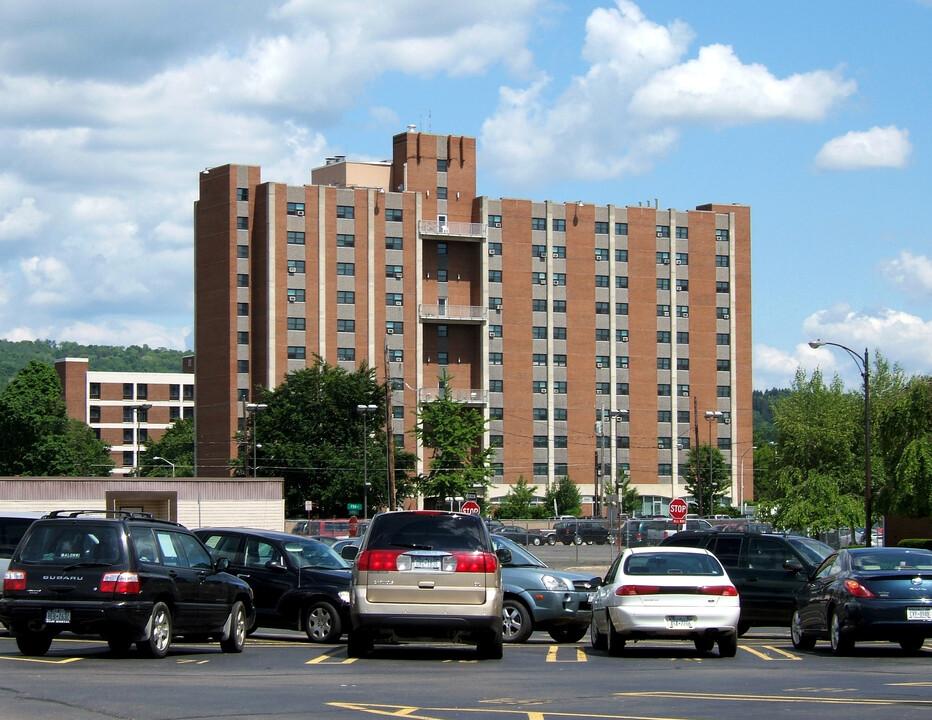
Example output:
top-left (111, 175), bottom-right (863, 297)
top-left (281, 538), bottom-right (349, 569)
top-left (491, 535), bottom-right (546, 568)
top-left (785, 536), bottom-right (833, 564)
top-left (367, 512), bottom-right (487, 552)
top-left (17, 523), bottom-right (124, 566)
top-left (624, 551), bottom-right (724, 576)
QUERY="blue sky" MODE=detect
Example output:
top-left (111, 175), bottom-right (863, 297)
top-left (1, 0), bottom-right (929, 391)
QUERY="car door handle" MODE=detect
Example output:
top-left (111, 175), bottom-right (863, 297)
top-left (746, 576), bottom-right (759, 582)
top-left (237, 573), bottom-right (251, 579)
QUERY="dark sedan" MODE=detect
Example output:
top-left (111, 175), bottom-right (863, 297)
top-left (493, 525), bottom-right (546, 546)
top-left (792, 547), bottom-right (932, 655)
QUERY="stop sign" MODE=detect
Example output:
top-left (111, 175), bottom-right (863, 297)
top-left (348, 516), bottom-right (359, 537)
top-left (461, 500), bottom-right (480, 515)
top-left (669, 498), bottom-right (688, 522)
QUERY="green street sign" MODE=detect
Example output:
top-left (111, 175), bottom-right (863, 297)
top-left (347, 503), bottom-right (363, 513)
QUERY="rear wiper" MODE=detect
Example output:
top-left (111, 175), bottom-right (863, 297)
top-left (62, 562), bottom-right (111, 571)
top-left (391, 543), bottom-right (433, 550)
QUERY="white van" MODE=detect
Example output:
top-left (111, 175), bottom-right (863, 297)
top-left (0, 511), bottom-right (45, 576)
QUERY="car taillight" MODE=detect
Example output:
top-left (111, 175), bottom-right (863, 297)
top-left (699, 585), bottom-right (738, 596)
top-left (3, 570), bottom-right (26, 592)
top-left (452, 552), bottom-right (498, 573)
top-left (356, 549), bottom-right (403, 571)
top-left (99, 571), bottom-right (140, 595)
top-left (616, 585), bottom-right (660, 596)
top-left (844, 579), bottom-right (876, 598)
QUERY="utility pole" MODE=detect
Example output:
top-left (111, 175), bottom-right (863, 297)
top-left (385, 339), bottom-right (396, 511)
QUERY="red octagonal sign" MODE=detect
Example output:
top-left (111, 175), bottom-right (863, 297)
top-left (461, 500), bottom-right (481, 515)
top-left (669, 497), bottom-right (688, 522)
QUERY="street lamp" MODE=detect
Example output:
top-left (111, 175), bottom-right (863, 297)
top-left (596, 406), bottom-right (629, 519)
top-left (739, 445), bottom-right (757, 515)
top-left (809, 339), bottom-right (872, 547)
top-left (245, 403), bottom-right (268, 477)
top-left (357, 404), bottom-right (378, 519)
top-left (152, 456), bottom-right (175, 477)
top-left (131, 403), bottom-right (152, 476)
top-left (703, 411), bottom-right (723, 517)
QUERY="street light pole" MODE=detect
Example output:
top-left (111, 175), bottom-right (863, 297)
top-left (809, 340), bottom-right (872, 547)
top-left (703, 411), bottom-right (723, 517)
top-left (739, 445), bottom-right (757, 514)
top-left (132, 403), bottom-right (152, 476)
top-left (357, 404), bottom-right (378, 519)
top-left (152, 456), bottom-right (176, 477)
top-left (245, 403), bottom-right (267, 477)
top-left (597, 406), bottom-right (629, 520)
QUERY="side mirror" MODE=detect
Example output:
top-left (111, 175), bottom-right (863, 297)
top-left (341, 545), bottom-right (359, 561)
top-left (783, 558), bottom-right (804, 573)
top-left (495, 547), bottom-right (512, 566)
top-left (215, 557), bottom-right (230, 572)
top-left (265, 560), bottom-right (288, 572)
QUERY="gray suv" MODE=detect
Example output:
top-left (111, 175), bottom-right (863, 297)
top-left (341, 511), bottom-right (510, 659)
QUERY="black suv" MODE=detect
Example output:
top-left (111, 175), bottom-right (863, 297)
top-left (553, 520), bottom-right (609, 545)
top-left (195, 527), bottom-right (351, 642)
top-left (659, 530), bottom-right (833, 632)
top-left (0, 511), bottom-right (254, 658)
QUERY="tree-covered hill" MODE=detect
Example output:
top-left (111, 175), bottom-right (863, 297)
top-left (0, 339), bottom-right (189, 389)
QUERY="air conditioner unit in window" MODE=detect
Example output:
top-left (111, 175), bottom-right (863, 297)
top-left (489, 331), bottom-right (495, 338)
top-left (722, 312), bottom-right (730, 319)
top-left (662, 258), bottom-right (670, 265)
top-left (296, 210), bottom-right (305, 216)
top-left (663, 311), bottom-right (670, 316)
top-left (682, 312), bottom-right (688, 318)
top-left (656, 231), bottom-right (664, 238)
top-left (553, 279), bottom-right (559, 286)
top-left (539, 253), bottom-right (547, 260)
top-left (394, 300), bottom-right (402, 306)
top-left (494, 222), bottom-right (502, 228)
top-left (675, 259), bottom-right (682, 265)
top-left (394, 272), bottom-right (402, 279)
top-left (386, 328), bottom-right (394, 334)
top-left (596, 253), bottom-right (602, 260)
top-left (621, 336), bottom-right (629, 342)
top-left (552, 252), bottom-right (559, 259)
top-left (489, 249), bottom-right (495, 255)
top-left (621, 362), bottom-right (628, 368)
top-left (539, 387), bottom-right (547, 394)
top-left (288, 266), bottom-right (296, 273)
top-left (288, 296), bottom-right (296, 303)
top-left (681, 391), bottom-right (689, 397)
top-left (495, 306), bottom-right (502, 313)
top-left (596, 363), bottom-right (603, 369)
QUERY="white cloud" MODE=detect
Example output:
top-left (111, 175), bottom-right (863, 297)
top-left (814, 126), bottom-right (912, 170)
top-left (879, 250), bottom-right (932, 298)
top-left (753, 344), bottom-right (801, 390)
top-left (0, 197), bottom-right (50, 241)
top-left (482, 0), bottom-right (856, 188)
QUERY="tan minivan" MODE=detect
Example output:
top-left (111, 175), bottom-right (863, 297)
top-left (341, 510), bottom-right (509, 659)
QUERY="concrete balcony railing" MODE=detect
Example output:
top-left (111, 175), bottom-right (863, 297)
top-left (419, 304), bottom-right (488, 322)
top-left (418, 220), bottom-right (487, 239)
top-left (419, 387), bottom-right (487, 405)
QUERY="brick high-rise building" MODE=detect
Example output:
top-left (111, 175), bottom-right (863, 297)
top-left (194, 130), bottom-right (752, 514)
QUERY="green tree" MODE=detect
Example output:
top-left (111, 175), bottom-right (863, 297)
top-left (495, 476), bottom-right (537, 519)
top-left (140, 418), bottom-right (194, 477)
top-left (66, 418), bottom-right (114, 476)
top-left (413, 372), bottom-right (495, 508)
top-left (683, 444), bottom-right (729, 515)
top-left (611, 467), bottom-right (640, 516)
top-left (544, 475), bottom-right (581, 517)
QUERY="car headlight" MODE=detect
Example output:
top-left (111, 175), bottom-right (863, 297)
top-left (338, 590), bottom-right (351, 604)
top-left (540, 574), bottom-right (573, 591)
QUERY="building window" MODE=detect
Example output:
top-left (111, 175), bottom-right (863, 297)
top-left (237, 273), bottom-right (249, 287)
top-left (437, 324), bottom-right (448, 338)
top-left (386, 265), bottom-right (402, 278)
top-left (552, 246), bottom-right (566, 259)
top-left (678, 410), bottom-right (690, 424)
top-left (657, 252), bottom-right (670, 265)
top-left (657, 278), bottom-right (670, 291)
top-left (183, 384), bottom-right (194, 400)
top-left (288, 260), bottom-right (305, 274)
top-left (677, 332), bottom-right (689, 344)
top-left (531, 299), bottom-right (546, 312)
top-left (677, 358), bottom-right (690, 370)
top-left (595, 221), bottom-right (609, 234)
top-left (595, 328), bottom-right (609, 342)
top-left (657, 331), bottom-right (671, 343)
top-left (237, 188), bottom-right (249, 201)
top-left (532, 326), bottom-right (546, 339)
top-left (382, 208), bottom-right (401, 222)
top-left (676, 305), bottom-right (689, 318)
top-left (718, 438), bottom-right (732, 450)
top-left (554, 408), bottom-right (568, 421)
top-left (679, 438), bottom-right (691, 450)
top-left (287, 202), bottom-right (305, 216)
top-left (533, 381), bottom-right (548, 394)
top-left (658, 464), bottom-right (672, 477)
top-left (596, 382), bottom-right (610, 395)
top-left (657, 357), bottom-right (671, 370)
top-left (595, 301), bottom-right (609, 315)
top-left (658, 384), bottom-right (671, 397)
top-left (335, 290), bottom-right (353, 304)
top-left (616, 276), bottom-right (628, 289)
top-left (386, 321), bottom-right (403, 334)
top-left (533, 407), bottom-right (548, 421)
top-left (335, 205), bottom-right (355, 219)
top-left (237, 331), bottom-right (249, 345)
top-left (337, 319), bottom-right (355, 332)
top-left (716, 229), bottom-right (730, 242)
top-left (237, 302), bottom-right (249, 316)
top-left (553, 354), bottom-right (567, 367)
top-left (488, 214), bottom-right (502, 228)
top-left (531, 217), bottom-right (546, 231)
top-left (595, 275), bottom-right (609, 288)
top-left (169, 384), bottom-right (180, 401)
top-left (287, 231), bottom-right (305, 245)
top-left (595, 248), bottom-right (609, 261)
top-left (489, 324), bottom-right (502, 338)
top-left (616, 303), bottom-right (628, 316)
top-left (554, 435), bottom-right (568, 449)
top-left (122, 382), bottom-right (133, 399)
top-left (596, 355), bottom-right (609, 367)
top-left (553, 327), bottom-right (567, 339)
top-left (385, 236), bottom-right (402, 250)
top-left (615, 222), bottom-right (628, 236)
top-left (533, 272), bottom-right (547, 285)
top-left (488, 269), bottom-right (502, 283)
top-left (336, 234), bottom-right (355, 248)
top-left (237, 360), bottom-right (249, 374)
top-left (675, 253), bottom-right (688, 266)
top-left (169, 406), bottom-right (180, 420)
top-left (617, 356), bottom-right (628, 368)
top-left (552, 273), bottom-right (566, 286)
top-left (533, 463), bottom-right (548, 477)
top-left (335, 348), bottom-right (355, 361)
top-left (618, 329), bottom-right (628, 342)
top-left (489, 352), bottom-right (503, 365)
top-left (717, 385), bottom-right (732, 398)
top-left (437, 242), bottom-right (448, 255)
top-left (658, 437), bottom-right (673, 449)
top-left (289, 288), bottom-right (306, 303)
top-left (552, 218), bottom-right (566, 232)
top-left (656, 225), bottom-right (670, 238)
top-left (717, 333), bottom-right (731, 346)
top-left (288, 317), bottom-right (306, 331)
top-left (490, 379), bottom-right (504, 393)
top-left (437, 186), bottom-right (447, 200)
top-left (617, 383), bottom-right (629, 396)
top-left (386, 293), bottom-right (403, 306)
top-left (657, 304), bottom-right (670, 317)
top-left (288, 346), bottom-right (306, 360)
top-left (533, 435), bottom-right (548, 448)
top-left (237, 245), bottom-right (248, 258)
top-left (717, 307), bottom-right (730, 319)
top-left (552, 300), bottom-right (566, 313)
top-left (436, 352), bottom-right (449, 366)
top-left (677, 384), bottom-right (690, 397)
top-left (658, 410), bottom-right (672, 423)
top-left (237, 216), bottom-right (248, 230)
top-left (675, 226), bottom-right (688, 239)
top-left (533, 353), bottom-right (547, 366)
top-left (716, 281), bottom-right (730, 293)
top-left (676, 279), bottom-right (689, 292)
top-left (716, 255), bottom-right (730, 267)
top-left (553, 381), bottom-right (567, 394)
top-left (717, 359), bottom-right (731, 371)
top-left (488, 242), bottom-right (502, 255)
top-left (388, 349), bottom-right (403, 362)
top-left (616, 249), bottom-right (628, 262)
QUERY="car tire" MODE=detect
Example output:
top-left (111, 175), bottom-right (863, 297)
top-left (829, 609), bottom-right (853, 656)
top-left (15, 631), bottom-right (53, 657)
top-left (718, 633), bottom-right (738, 658)
top-left (532, 536), bottom-right (542, 546)
top-left (737, 620), bottom-right (750, 637)
top-left (590, 615), bottom-right (607, 651)
top-left (502, 599), bottom-right (534, 643)
top-left (346, 628), bottom-right (373, 658)
top-left (573, 534), bottom-right (584, 546)
top-left (607, 620), bottom-right (626, 657)
top-left (137, 601), bottom-right (172, 658)
top-left (220, 601), bottom-right (247, 653)
top-left (549, 624), bottom-right (588, 644)
top-left (899, 637), bottom-right (924, 653)
top-left (547, 536), bottom-right (556, 546)
top-left (304, 600), bottom-right (342, 643)
top-left (694, 636), bottom-right (715, 654)
top-left (790, 609), bottom-right (816, 651)
top-left (476, 629), bottom-right (504, 660)
top-left (107, 634), bottom-right (134, 655)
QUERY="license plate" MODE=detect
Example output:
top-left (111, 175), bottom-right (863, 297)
top-left (45, 609), bottom-right (70, 624)
top-left (412, 557), bottom-right (441, 571)
top-left (667, 616), bottom-right (694, 629)
top-left (907, 607), bottom-right (932, 621)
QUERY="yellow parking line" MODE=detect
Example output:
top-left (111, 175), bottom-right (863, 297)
top-left (762, 645), bottom-right (801, 660)
top-left (306, 649), bottom-right (357, 665)
top-left (740, 645), bottom-right (772, 660)
top-left (545, 646), bottom-right (587, 663)
top-left (0, 655), bottom-right (82, 665)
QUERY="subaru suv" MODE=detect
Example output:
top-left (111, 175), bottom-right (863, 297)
top-left (0, 510), bottom-right (254, 658)
top-left (553, 520), bottom-right (609, 545)
top-left (341, 510), bottom-right (510, 659)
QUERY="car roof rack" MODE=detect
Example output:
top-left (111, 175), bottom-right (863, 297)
top-left (42, 510), bottom-right (181, 526)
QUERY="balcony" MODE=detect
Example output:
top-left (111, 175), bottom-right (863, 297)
top-left (419, 387), bottom-right (487, 405)
top-left (419, 220), bottom-right (486, 240)
top-left (419, 304), bottom-right (487, 323)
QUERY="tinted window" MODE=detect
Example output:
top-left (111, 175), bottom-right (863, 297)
top-left (128, 527), bottom-right (161, 564)
top-left (784, 536), bottom-right (833, 565)
top-left (281, 538), bottom-right (348, 569)
top-left (0, 517), bottom-right (37, 559)
top-left (175, 532), bottom-right (213, 570)
top-left (367, 513), bottom-right (486, 553)
top-left (199, 533), bottom-right (242, 563)
top-left (747, 537), bottom-right (791, 571)
top-left (710, 536), bottom-right (742, 567)
top-left (18, 523), bottom-right (123, 565)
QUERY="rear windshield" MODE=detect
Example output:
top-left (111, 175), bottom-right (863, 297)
top-left (367, 513), bottom-right (487, 553)
top-left (16, 523), bottom-right (124, 566)
top-left (851, 549), bottom-right (932, 571)
top-left (625, 551), bottom-right (724, 576)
